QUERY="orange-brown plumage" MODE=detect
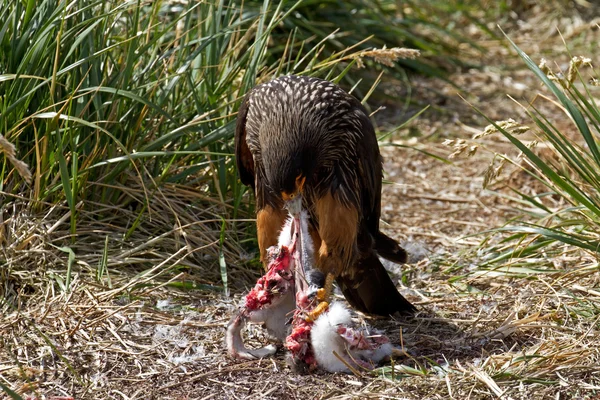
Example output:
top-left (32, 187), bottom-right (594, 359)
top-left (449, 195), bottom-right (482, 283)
top-left (314, 192), bottom-right (358, 278)
top-left (235, 75), bottom-right (415, 316)
top-left (256, 205), bottom-right (287, 263)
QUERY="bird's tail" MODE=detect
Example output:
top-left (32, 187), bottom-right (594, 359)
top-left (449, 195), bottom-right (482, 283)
top-left (373, 231), bottom-right (407, 264)
top-left (336, 252), bottom-right (416, 316)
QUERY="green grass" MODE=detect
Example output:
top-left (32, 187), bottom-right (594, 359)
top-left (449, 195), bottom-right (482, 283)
top-left (0, 0), bottom-right (353, 231)
top-left (0, 0), bottom-right (475, 232)
top-left (248, 0), bottom-right (491, 87)
top-left (469, 34), bottom-right (600, 270)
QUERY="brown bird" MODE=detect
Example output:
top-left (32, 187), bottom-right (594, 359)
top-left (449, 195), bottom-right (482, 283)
top-left (235, 75), bottom-right (415, 316)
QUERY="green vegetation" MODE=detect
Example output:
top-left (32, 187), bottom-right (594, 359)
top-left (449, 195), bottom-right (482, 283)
top-left (472, 36), bottom-right (600, 272)
top-left (2, 0), bottom-right (293, 216)
top-left (247, 0), bottom-right (487, 81)
top-left (0, 0), bottom-right (481, 220)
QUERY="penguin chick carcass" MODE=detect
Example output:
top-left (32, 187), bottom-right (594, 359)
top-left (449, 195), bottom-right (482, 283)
top-left (226, 210), bottom-right (313, 360)
top-left (311, 302), bottom-right (395, 373)
top-left (225, 221), bottom-right (296, 360)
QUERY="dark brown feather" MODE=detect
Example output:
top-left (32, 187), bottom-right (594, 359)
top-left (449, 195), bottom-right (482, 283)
top-left (374, 231), bottom-right (408, 264)
top-left (234, 95), bottom-right (255, 189)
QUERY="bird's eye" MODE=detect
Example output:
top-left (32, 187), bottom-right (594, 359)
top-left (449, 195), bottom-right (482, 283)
top-left (289, 193), bottom-right (295, 199)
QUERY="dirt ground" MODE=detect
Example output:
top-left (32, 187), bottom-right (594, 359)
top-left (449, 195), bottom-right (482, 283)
top-left (3, 5), bottom-right (600, 400)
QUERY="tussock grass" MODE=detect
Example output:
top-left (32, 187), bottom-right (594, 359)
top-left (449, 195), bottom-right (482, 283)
top-left (247, 0), bottom-right (490, 81)
top-left (463, 37), bottom-right (600, 272)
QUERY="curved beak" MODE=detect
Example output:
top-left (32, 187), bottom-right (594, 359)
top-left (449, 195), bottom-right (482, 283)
top-left (284, 194), bottom-right (303, 218)
top-left (283, 174), bottom-right (306, 218)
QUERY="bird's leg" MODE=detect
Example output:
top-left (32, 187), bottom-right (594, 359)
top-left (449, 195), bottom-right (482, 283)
top-left (317, 272), bottom-right (334, 302)
top-left (226, 224), bottom-right (297, 361)
top-left (306, 273), bottom-right (334, 322)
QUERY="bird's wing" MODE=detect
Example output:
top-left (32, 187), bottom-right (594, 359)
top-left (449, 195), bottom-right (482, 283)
top-left (335, 101), bottom-right (413, 314)
top-left (354, 103), bottom-right (383, 237)
top-left (355, 102), bottom-right (407, 264)
top-left (234, 94), bottom-right (255, 189)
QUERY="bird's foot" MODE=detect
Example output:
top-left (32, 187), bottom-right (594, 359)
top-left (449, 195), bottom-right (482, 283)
top-left (317, 273), bottom-right (335, 301)
top-left (306, 273), bottom-right (335, 322)
top-left (306, 301), bottom-right (329, 322)
top-left (316, 288), bottom-right (328, 301)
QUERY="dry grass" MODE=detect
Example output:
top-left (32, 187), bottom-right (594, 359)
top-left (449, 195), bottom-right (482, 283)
top-left (3, 4), bottom-right (600, 400)
top-left (0, 134), bottom-right (31, 184)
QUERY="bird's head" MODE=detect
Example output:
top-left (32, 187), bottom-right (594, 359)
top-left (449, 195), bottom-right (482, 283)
top-left (263, 144), bottom-right (314, 214)
top-left (258, 108), bottom-right (322, 211)
top-left (282, 173), bottom-right (305, 216)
